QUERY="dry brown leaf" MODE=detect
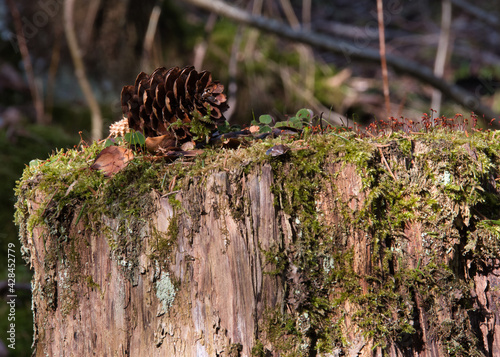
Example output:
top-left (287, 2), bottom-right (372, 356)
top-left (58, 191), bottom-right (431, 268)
top-left (90, 146), bottom-right (134, 177)
top-left (145, 134), bottom-right (177, 153)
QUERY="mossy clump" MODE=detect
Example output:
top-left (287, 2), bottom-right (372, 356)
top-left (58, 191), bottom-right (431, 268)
top-left (257, 129), bottom-right (500, 356)
top-left (13, 125), bottom-right (500, 356)
top-left (14, 141), bottom-right (171, 309)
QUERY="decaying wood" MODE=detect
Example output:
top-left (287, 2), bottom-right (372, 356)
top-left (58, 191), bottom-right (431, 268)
top-left (24, 166), bottom-right (284, 356)
top-left (18, 136), bottom-right (500, 356)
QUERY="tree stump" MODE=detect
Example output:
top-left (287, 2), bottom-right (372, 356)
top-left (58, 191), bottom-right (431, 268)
top-left (15, 133), bottom-right (500, 356)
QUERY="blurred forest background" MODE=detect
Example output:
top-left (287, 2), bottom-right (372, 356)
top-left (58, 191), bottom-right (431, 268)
top-left (1, 0), bottom-right (500, 355)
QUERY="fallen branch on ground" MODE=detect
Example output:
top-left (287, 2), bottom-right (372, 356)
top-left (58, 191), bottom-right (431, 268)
top-left (184, 0), bottom-right (499, 123)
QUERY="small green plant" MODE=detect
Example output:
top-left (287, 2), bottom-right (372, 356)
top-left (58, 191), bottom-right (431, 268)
top-left (124, 131), bottom-right (146, 147)
top-left (251, 108), bottom-right (315, 134)
top-left (104, 130), bottom-right (146, 150)
top-left (190, 108), bottom-right (216, 142)
top-left (251, 113), bottom-right (274, 133)
top-left (216, 120), bottom-right (238, 134)
top-left (275, 108), bottom-right (313, 130)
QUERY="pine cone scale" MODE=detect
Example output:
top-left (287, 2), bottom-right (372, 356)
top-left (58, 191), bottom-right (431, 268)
top-left (185, 70), bottom-right (198, 101)
top-left (120, 66), bottom-right (229, 149)
top-left (135, 73), bottom-right (149, 97)
top-left (210, 106), bottom-right (222, 119)
top-left (199, 70), bottom-right (211, 87)
top-left (134, 72), bottom-right (148, 86)
top-left (164, 68), bottom-right (179, 93)
top-left (165, 91), bottom-right (175, 115)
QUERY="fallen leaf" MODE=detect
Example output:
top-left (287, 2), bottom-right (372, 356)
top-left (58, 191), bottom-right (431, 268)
top-left (90, 146), bottom-right (134, 177)
top-left (145, 134), bottom-right (177, 153)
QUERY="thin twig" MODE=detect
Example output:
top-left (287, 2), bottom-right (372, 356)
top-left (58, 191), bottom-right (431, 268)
top-left (141, 1), bottom-right (164, 71)
top-left (377, 0), bottom-right (391, 117)
top-left (81, 0), bottom-right (102, 53)
top-left (378, 147), bottom-right (397, 181)
top-left (183, 0), bottom-right (500, 123)
top-left (243, 0), bottom-right (263, 58)
top-left (280, 0), bottom-right (315, 101)
top-left (431, 0), bottom-right (453, 118)
top-left (64, 0), bottom-right (103, 140)
top-left (193, 13), bottom-right (218, 70)
top-left (279, 0), bottom-right (300, 29)
top-left (224, 26), bottom-right (243, 121)
top-left (450, 0), bottom-right (500, 30)
top-left (302, 0), bottom-right (311, 31)
top-left (6, 0), bottom-right (45, 124)
top-left (168, 175), bottom-right (177, 193)
top-left (161, 190), bottom-right (181, 198)
top-left (301, 0), bottom-right (315, 92)
top-left (46, 33), bottom-right (62, 124)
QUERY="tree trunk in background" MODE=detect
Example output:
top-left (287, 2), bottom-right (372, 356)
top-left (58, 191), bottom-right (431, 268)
top-left (17, 136), bottom-right (500, 356)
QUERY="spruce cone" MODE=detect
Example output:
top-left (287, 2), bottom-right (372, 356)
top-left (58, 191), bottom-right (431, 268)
top-left (120, 66), bottom-right (228, 145)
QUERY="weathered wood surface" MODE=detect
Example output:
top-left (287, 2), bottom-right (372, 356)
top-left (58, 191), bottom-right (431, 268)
top-left (24, 166), bottom-right (284, 356)
top-left (18, 137), bottom-right (500, 356)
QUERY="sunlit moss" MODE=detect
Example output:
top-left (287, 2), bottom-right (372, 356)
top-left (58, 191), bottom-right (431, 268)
top-left (13, 127), bottom-right (500, 355)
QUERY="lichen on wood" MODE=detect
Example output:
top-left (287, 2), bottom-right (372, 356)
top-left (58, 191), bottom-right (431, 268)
top-left (14, 129), bottom-right (500, 356)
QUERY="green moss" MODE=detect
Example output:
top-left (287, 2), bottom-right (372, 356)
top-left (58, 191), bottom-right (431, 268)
top-left (148, 218), bottom-right (179, 270)
top-left (465, 219), bottom-right (500, 261)
top-left (251, 340), bottom-right (266, 357)
top-left (85, 275), bottom-right (101, 292)
top-left (227, 343), bottom-right (243, 357)
top-left (261, 244), bottom-right (288, 276)
top-left (257, 129), bottom-right (500, 355)
top-left (167, 195), bottom-right (182, 210)
top-left (13, 128), bottom-right (500, 355)
top-left (14, 141), bottom-right (166, 310)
